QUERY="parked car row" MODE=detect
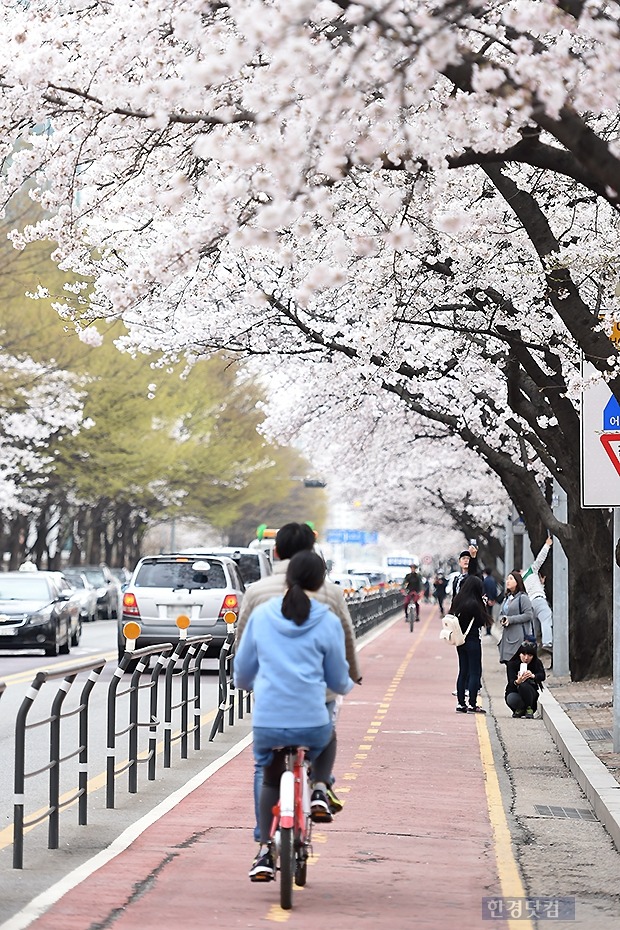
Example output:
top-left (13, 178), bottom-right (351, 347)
top-left (0, 563), bottom-right (125, 656)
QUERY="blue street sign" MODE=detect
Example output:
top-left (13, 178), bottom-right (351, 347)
top-left (604, 395), bottom-right (620, 430)
top-left (325, 529), bottom-right (377, 545)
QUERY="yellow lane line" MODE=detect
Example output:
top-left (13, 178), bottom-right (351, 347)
top-left (265, 610), bottom-right (433, 921)
top-left (0, 651), bottom-right (117, 687)
top-left (0, 707), bottom-right (217, 852)
top-left (475, 714), bottom-right (534, 930)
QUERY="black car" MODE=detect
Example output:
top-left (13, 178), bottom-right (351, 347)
top-left (0, 571), bottom-right (78, 656)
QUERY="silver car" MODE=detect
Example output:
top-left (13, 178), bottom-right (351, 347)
top-left (117, 553), bottom-right (245, 662)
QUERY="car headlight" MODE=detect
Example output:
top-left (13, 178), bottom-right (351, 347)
top-left (25, 609), bottom-right (53, 627)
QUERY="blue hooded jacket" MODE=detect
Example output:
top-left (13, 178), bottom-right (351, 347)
top-left (234, 595), bottom-right (354, 728)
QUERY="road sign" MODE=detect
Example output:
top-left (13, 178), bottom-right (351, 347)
top-left (325, 529), bottom-right (377, 545)
top-left (581, 359), bottom-right (620, 505)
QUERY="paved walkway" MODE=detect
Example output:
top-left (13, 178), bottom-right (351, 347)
top-left (5, 605), bottom-right (526, 930)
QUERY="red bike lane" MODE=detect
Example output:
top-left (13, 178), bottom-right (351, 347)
top-left (22, 605), bottom-right (511, 930)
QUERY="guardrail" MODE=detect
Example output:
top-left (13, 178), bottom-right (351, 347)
top-left (209, 622), bottom-right (251, 742)
top-left (13, 658), bottom-right (107, 869)
top-left (5, 592), bottom-right (402, 868)
top-left (348, 590), bottom-right (404, 635)
top-left (107, 633), bottom-right (213, 808)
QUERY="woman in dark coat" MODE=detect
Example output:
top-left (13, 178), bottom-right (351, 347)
top-left (505, 641), bottom-right (546, 718)
top-left (450, 574), bottom-right (488, 714)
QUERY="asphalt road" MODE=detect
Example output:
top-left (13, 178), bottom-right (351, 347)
top-left (0, 619), bottom-right (232, 918)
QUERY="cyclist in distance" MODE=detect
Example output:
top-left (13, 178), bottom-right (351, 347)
top-left (237, 522), bottom-right (362, 841)
top-left (235, 550), bottom-right (355, 881)
top-left (402, 562), bottom-right (422, 621)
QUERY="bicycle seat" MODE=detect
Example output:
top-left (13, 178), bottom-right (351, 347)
top-left (272, 745), bottom-right (309, 753)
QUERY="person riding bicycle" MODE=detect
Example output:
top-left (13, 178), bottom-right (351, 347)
top-left (237, 522), bottom-right (361, 841)
top-left (402, 562), bottom-right (422, 621)
top-left (235, 550), bottom-right (355, 882)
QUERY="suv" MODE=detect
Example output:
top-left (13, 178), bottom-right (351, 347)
top-left (179, 546), bottom-right (272, 587)
top-left (118, 553), bottom-right (245, 661)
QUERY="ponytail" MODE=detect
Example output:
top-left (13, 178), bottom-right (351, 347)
top-left (282, 550), bottom-right (326, 626)
top-left (282, 583), bottom-right (311, 626)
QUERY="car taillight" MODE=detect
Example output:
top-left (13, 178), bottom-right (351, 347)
top-left (123, 592), bottom-right (140, 617)
top-left (219, 594), bottom-right (238, 619)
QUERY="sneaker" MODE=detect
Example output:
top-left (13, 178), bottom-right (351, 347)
top-left (455, 704), bottom-right (468, 713)
top-left (541, 644), bottom-right (553, 654)
top-left (311, 788), bottom-right (333, 823)
top-left (512, 709), bottom-right (525, 718)
top-left (470, 705), bottom-right (487, 714)
top-left (525, 707), bottom-right (535, 719)
top-left (249, 845), bottom-right (275, 882)
top-left (326, 785), bottom-right (343, 815)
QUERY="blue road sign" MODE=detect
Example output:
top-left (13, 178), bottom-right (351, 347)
top-left (326, 529), bottom-right (377, 545)
top-left (604, 395), bottom-right (620, 430)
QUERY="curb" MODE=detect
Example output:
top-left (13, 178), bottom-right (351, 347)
top-left (539, 687), bottom-right (620, 851)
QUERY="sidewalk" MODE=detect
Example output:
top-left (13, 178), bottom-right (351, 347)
top-left (5, 606), bottom-right (620, 930)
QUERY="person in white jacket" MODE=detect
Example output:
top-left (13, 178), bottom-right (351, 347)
top-left (522, 537), bottom-right (553, 653)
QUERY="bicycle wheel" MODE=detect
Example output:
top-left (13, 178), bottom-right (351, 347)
top-left (294, 816), bottom-right (310, 886)
top-left (280, 826), bottom-right (295, 909)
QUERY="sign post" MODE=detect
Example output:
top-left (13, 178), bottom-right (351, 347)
top-left (581, 359), bottom-right (620, 747)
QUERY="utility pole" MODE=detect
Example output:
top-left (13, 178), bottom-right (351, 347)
top-left (552, 480), bottom-right (569, 677)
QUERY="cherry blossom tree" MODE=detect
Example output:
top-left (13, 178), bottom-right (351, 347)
top-left (1, 0), bottom-right (620, 674)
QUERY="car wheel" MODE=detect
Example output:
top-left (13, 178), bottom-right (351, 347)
top-left (44, 627), bottom-right (60, 657)
top-left (59, 627), bottom-right (70, 654)
top-left (71, 617), bottom-right (82, 647)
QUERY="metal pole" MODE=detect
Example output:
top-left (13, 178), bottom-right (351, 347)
top-left (504, 513), bottom-right (514, 577)
top-left (521, 534), bottom-right (533, 569)
top-left (552, 480), bottom-right (570, 677)
top-left (613, 508), bottom-right (620, 751)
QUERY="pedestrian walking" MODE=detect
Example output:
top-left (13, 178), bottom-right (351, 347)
top-left (482, 568), bottom-right (499, 635)
top-left (433, 571), bottom-right (448, 615)
top-left (449, 575), bottom-right (489, 714)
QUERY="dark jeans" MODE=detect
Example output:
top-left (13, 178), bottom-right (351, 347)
top-left (456, 635), bottom-right (482, 708)
top-left (506, 683), bottom-right (539, 713)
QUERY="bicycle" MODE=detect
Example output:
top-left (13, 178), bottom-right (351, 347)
top-left (406, 599), bottom-right (417, 632)
top-left (269, 745), bottom-right (313, 910)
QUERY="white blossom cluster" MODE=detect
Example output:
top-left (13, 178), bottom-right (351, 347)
top-left (0, 352), bottom-right (85, 516)
top-left (0, 1), bottom-right (618, 538)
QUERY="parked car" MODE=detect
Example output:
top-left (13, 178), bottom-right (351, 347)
top-left (179, 546), bottom-right (271, 587)
top-left (61, 569), bottom-right (99, 623)
top-left (118, 553), bottom-right (245, 662)
top-left (109, 566), bottom-right (132, 589)
top-left (72, 564), bottom-right (121, 619)
top-left (0, 571), bottom-right (78, 655)
top-left (328, 573), bottom-right (364, 594)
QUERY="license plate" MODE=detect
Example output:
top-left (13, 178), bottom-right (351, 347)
top-left (167, 605), bottom-right (190, 619)
top-left (0, 626), bottom-right (18, 635)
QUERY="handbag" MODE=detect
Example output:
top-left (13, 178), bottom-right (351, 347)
top-left (517, 594), bottom-right (537, 643)
top-left (439, 613), bottom-right (474, 647)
